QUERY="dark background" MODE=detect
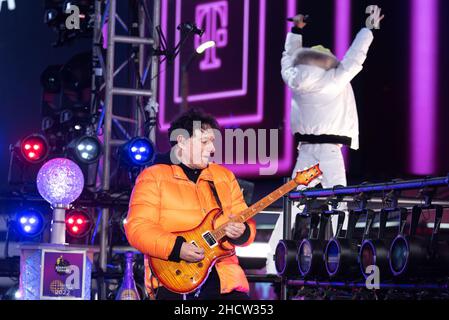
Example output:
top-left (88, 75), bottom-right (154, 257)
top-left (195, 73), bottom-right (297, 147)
top-left (1, 0), bottom-right (449, 193)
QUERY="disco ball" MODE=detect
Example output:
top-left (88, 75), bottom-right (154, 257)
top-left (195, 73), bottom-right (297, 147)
top-left (36, 158), bottom-right (84, 207)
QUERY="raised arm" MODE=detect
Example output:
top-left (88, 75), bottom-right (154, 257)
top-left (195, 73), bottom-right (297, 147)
top-left (321, 9), bottom-right (385, 94)
top-left (281, 14), bottom-right (307, 88)
top-left (330, 28), bottom-right (374, 89)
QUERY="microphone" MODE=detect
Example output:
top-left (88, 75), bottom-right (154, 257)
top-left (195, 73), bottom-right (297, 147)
top-left (287, 14), bottom-right (309, 22)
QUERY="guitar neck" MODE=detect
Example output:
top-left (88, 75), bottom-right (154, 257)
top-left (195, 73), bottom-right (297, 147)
top-left (211, 179), bottom-right (299, 241)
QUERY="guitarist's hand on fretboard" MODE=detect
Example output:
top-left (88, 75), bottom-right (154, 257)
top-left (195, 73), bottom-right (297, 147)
top-left (180, 242), bottom-right (205, 262)
top-left (224, 214), bottom-right (246, 239)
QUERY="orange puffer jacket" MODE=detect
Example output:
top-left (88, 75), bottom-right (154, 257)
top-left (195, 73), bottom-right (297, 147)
top-left (125, 163), bottom-right (257, 295)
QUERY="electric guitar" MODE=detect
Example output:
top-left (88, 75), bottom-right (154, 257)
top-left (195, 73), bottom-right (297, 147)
top-left (149, 164), bottom-right (322, 294)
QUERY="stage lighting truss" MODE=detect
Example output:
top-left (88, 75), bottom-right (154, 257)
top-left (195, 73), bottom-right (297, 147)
top-left (67, 135), bottom-right (102, 164)
top-left (119, 137), bottom-right (156, 168)
top-left (14, 134), bottom-right (50, 164)
top-left (14, 208), bottom-right (46, 238)
top-left (65, 207), bottom-right (93, 238)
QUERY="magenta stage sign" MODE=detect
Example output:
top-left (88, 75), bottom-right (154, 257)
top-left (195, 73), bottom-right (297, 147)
top-left (158, 0), bottom-right (296, 177)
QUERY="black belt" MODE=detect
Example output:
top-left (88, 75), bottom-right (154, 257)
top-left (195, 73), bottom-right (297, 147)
top-left (295, 133), bottom-right (352, 146)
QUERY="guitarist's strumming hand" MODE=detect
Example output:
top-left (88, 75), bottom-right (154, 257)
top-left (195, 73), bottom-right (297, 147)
top-left (224, 214), bottom-right (246, 239)
top-left (180, 242), bottom-right (205, 262)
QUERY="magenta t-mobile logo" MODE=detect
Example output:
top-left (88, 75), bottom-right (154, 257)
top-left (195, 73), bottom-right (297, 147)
top-left (195, 1), bottom-right (228, 70)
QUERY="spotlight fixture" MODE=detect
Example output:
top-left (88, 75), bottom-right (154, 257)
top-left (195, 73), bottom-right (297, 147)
top-left (274, 240), bottom-right (299, 277)
top-left (44, 0), bottom-right (62, 26)
top-left (15, 208), bottom-right (46, 238)
top-left (324, 209), bottom-right (364, 279)
top-left (177, 22), bottom-right (204, 36)
top-left (44, 0), bottom-right (94, 46)
top-left (297, 211), bottom-right (332, 279)
top-left (389, 205), bottom-right (423, 277)
top-left (359, 208), bottom-right (402, 279)
top-left (15, 134), bottom-right (50, 164)
top-left (67, 135), bottom-right (102, 164)
top-left (389, 204), bottom-right (449, 278)
top-left (120, 137), bottom-right (156, 167)
top-left (65, 208), bottom-right (93, 238)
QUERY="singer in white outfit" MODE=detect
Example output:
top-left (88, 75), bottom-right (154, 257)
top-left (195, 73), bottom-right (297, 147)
top-left (267, 13), bottom-right (379, 274)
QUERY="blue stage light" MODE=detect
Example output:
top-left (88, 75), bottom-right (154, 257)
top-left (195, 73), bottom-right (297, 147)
top-left (121, 137), bottom-right (156, 167)
top-left (15, 208), bottom-right (45, 237)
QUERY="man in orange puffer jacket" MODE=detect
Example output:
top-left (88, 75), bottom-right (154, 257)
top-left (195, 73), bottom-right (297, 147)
top-left (125, 109), bottom-right (257, 300)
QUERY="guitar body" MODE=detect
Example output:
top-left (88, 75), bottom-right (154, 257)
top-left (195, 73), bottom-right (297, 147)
top-left (148, 208), bottom-right (234, 294)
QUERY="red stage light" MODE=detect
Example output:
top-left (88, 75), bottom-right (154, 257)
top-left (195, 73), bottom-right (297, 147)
top-left (65, 209), bottom-right (93, 238)
top-left (19, 134), bottom-right (49, 163)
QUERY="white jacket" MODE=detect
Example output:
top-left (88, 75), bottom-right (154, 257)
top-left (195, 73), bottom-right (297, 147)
top-left (281, 28), bottom-right (374, 150)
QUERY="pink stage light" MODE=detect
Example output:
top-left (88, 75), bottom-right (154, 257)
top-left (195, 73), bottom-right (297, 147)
top-left (409, 0), bottom-right (438, 175)
top-left (334, 0), bottom-right (351, 169)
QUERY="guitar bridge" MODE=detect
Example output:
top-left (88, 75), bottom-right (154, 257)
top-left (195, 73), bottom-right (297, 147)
top-left (202, 231), bottom-right (217, 248)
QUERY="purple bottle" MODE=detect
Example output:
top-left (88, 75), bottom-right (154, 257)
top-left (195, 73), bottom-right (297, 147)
top-left (116, 251), bottom-right (141, 300)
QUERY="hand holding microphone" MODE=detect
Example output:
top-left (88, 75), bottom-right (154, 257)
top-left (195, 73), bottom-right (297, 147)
top-left (287, 14), bottom-right (309, 29)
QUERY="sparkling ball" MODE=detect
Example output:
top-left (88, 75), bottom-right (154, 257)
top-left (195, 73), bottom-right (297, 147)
top-left (36, 158), bottom-right (84, 206)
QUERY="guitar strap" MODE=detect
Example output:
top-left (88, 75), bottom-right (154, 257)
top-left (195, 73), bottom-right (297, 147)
top-left (207, 181), bottom-right (223, 209)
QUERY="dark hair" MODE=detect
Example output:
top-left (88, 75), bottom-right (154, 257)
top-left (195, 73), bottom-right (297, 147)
top-left (168, 108), bottom-right (220, 146)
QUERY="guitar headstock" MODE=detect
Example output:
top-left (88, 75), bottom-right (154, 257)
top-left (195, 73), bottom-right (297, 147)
top-left (293, 164), bottom-right (322, 186)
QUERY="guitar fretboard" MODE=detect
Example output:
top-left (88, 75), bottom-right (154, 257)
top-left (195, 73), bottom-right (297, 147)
top-left (211, 179), bottom-right (298, 241)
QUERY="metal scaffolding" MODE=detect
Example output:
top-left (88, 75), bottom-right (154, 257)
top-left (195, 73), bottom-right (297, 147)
top-left (95, 0), bottom-right (160, 299)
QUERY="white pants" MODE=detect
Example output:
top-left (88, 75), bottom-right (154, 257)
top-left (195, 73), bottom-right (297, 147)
top-left (266, 143), bottom-right (348, 274)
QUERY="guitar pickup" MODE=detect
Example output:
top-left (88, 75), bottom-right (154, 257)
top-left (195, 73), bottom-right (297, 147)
top-left (202, 231), bottom-right (217, 248)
